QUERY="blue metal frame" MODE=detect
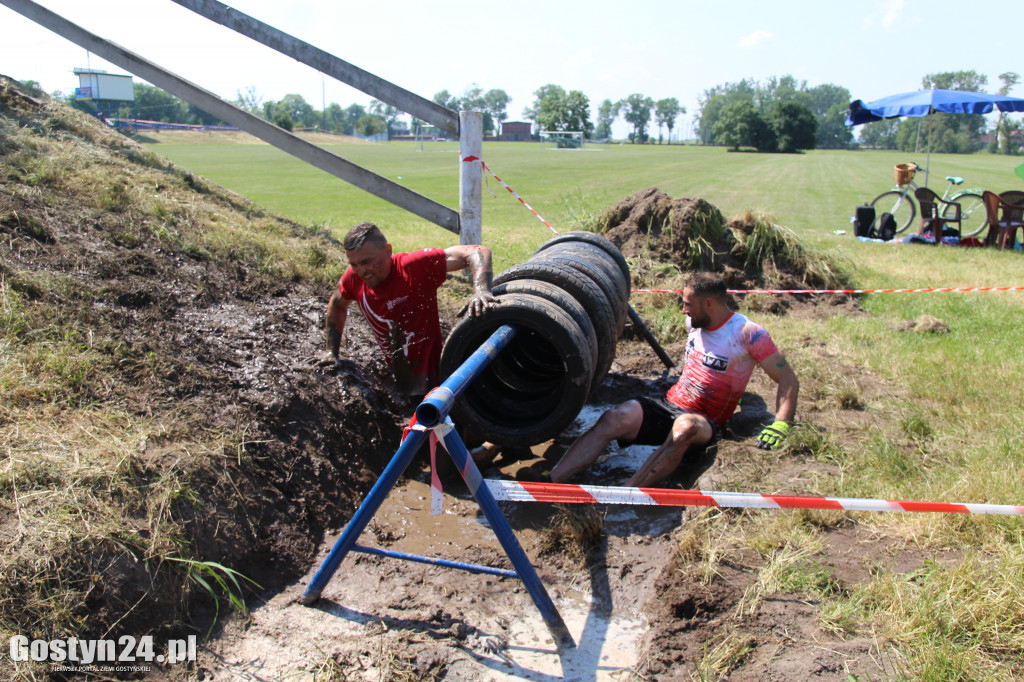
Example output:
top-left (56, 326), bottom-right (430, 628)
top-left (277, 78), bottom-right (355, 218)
top-left (300, 324), bottom-right (575, 649)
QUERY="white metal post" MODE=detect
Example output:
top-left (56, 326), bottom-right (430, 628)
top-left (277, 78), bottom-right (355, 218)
top-left (459, 111), bottom-right (483, 245)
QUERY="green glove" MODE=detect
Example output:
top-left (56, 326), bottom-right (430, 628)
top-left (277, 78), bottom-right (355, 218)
top-left (756, 421), bottom-right (791, 450)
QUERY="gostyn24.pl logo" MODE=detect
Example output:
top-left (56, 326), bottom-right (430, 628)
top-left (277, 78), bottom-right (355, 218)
top-left (9, 634), bottom-right (197, 665)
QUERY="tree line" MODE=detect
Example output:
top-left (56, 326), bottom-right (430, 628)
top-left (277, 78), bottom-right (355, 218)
top-left (61, 69), bottom-right (1021, 154)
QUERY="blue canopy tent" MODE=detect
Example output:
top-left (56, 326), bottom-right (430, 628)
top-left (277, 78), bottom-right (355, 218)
top-left (846, 89), bottom-right (1024, 186)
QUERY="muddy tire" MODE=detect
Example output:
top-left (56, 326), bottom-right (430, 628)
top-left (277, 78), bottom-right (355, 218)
top-left (529, 249), bottom-right (626, 336)
top-left (491, 279), bottom-right (600, 378)
top-left (535, 231), bottom-right (631, 289)
top-left (532, 242), bottom-right (630, 317)
top-left (441, 293), bottom-right (594, 447)
top-left (493, 261), bottom-right (617, 385)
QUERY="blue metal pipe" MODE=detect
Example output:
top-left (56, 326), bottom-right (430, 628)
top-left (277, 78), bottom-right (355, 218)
top-left (299, 427), bottom-right (428, 603)
top-left (436, 424), bottom-right (576, 650)
top-left (353, 545), bottom-right (519, 579)
top-left (415, 324), bottom-right (517, 427)
top-left (300, 324), bottom-right (515, 604)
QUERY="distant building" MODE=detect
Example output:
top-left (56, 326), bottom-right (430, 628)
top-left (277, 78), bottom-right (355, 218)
top-left (73, 68), bottom-right (134, 119)
top-left (501, 121), bottom-right (533, 142)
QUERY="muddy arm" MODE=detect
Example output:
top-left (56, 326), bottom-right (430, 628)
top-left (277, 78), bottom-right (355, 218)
top-left (444, 244), bottom-right (496, 317)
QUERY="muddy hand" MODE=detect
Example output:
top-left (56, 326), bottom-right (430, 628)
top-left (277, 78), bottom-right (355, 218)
top-left (458, 291), bottom-right (498, 318)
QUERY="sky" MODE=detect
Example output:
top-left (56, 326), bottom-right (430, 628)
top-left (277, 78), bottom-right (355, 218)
top-left (0, 0), bottom-right (1018, 140)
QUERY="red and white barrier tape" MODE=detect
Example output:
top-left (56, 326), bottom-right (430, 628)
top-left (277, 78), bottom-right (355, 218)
top-left (632, 286), bottom-right (1024, 295)
top-left (485, 480), bottom-right (1024, 516)
top-left (482, 163), bottom-right (559, 235)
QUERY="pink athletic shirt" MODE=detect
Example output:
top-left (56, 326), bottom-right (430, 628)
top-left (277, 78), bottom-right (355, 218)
top-left (665, 311), bottom-right (778, 427)
top-left (339, 249), bottom-right (447, 388)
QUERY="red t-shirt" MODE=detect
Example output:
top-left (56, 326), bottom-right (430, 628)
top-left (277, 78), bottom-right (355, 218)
top-left (339, 249), bottom-right (447, 391)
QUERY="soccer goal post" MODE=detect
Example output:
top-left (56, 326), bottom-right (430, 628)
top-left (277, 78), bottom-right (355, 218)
top-left (540, 130), bottom-right (584, 149)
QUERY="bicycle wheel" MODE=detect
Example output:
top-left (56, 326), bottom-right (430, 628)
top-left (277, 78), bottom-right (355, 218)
top-left (871, 190), bottom-right (916, 234)
top-left (947, 191), bottom-right (988, 237)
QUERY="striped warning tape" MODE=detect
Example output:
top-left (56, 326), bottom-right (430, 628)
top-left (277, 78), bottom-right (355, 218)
top-left (484, 479), bottom-right (1024, 516)
top-left (632, 287), bottom-right (1024, 295)
top-left (482, 163), bottom-right (559, 235)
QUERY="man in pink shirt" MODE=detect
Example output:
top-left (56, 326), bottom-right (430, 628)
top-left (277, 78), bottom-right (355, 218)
top-left (547, 271), bottom-right (799, 488)
top-left (325, 222), bottom-right (495, 399)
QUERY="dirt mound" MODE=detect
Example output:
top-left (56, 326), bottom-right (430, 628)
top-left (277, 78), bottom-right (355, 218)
top-left (0, 76), bottom-right (405, 650)
top-left (598, 187), bottom-right (850, 311)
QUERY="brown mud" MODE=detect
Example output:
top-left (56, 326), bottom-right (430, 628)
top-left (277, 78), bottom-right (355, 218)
top-left (1, 78), bottom-right (937, 680)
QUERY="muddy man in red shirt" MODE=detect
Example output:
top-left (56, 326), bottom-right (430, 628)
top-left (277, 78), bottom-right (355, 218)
top-left (325, 222), bottom-right (495, 399)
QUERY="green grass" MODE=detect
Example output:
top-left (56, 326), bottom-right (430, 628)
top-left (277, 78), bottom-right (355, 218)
top-left (139, 135), bottom-right (1024, 272)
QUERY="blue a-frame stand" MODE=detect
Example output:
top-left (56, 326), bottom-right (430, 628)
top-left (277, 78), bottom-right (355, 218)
top-left (299, 325), bottom-right (575, 650)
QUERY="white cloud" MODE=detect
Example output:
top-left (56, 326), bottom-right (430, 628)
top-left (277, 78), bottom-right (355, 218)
top-left (865, 0), bottom-right (906, 29)
top-left (881, 0), bottom-right (906, 28)
top-left (738, 30), bottom-right (772, 49)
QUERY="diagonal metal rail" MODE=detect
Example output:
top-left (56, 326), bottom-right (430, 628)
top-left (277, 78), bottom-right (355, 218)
top-left (167, 0), bottom-right (458, 136)
top-left (0, 0), bottom-right (460, 233)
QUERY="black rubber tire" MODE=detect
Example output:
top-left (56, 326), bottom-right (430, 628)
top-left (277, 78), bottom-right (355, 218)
top-left (529, 248), bottom-right (626, 336)
top-left (533, 242), bottom-right (630, 311)
top-left (493, 261), bottom-right (617, 386)
top-left (535, 231), bottom-right (631, 288)
top-left (491, 279), bottom-right (600, 378)
top-left (440, 293), bottom-right (593, 447)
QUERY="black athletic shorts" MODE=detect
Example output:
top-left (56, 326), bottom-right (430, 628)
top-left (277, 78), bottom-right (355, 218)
top-left (616, 395), bottom-right (720, 448)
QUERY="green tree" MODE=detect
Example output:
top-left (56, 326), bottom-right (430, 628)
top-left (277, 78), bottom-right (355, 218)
top-left (992, 72), bottom-right (1021, 155)
top-left (232, 86), bottom-right (263, 116)
top-left (697, 78), bottom-right (756, 144)
top-left (595, 99), bottom-right (618, 140)
top-left (324, 102), bottom-right (346, 133)
top-left (619, 93), bottom-right (654, 143)
top-left (526, 85), bottom-right (592, 136)
top-left (483, 89), bottom-right (511, 135)
top-left (523, 84), bottom-right (564, 124)
top-left (433, 89), bottom-right (458, 111)
top-left (769, 101), bottom-right (817, 153)
top-left (342, 104), bottom-right (366, 135)
top-left (353, 114), bottom-right (385, 137)
top-left (858, 118), bottom-right (900, 149)
top-left (806, 84), bottom-right (853, 149)
top-left (134, 83), bottom-right (184, 121)
top-left (712, 100), bottom-right (774, 151)
top-left (264, 94), bottom-right (316, 129)
top-left (273, 112), bottom-right (294, 131)
top-left (897, 70), bottom-right (988, 153)
top-left (654, 98), bottom-right (685, 144)
top-left (369, 99), bottom-right (401, 139)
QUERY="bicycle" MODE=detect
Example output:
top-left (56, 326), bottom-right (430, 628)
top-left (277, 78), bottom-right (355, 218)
top-left (870, 162), bottom-right (988, 237)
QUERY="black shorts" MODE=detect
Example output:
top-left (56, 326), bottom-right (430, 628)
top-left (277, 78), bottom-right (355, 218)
top-left (617, 396), bottom-right (720, 448)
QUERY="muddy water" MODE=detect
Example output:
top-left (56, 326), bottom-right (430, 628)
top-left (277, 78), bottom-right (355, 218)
top-left (201, 404), bottom-right (685, 680)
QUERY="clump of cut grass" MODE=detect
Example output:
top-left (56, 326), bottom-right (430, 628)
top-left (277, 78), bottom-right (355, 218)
top-left (783, 424), bottom-right (847, 464)
top-left (560, 188), bottom-right (604, 233)
top-left (900, 410), bottom-right (934, 441)
top-left (675, 508), bottom-right (730, 585)
top-left (538, 505), bottom-right (604, 561)
top-left (692, 632), bottom-right (756, 681)
top-left (728, 209), bottom-right (850, 289)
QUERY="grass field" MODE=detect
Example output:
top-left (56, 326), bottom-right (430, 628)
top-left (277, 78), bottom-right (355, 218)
top-left (135, 133), bottom-right (1024, 676)
top-left (137, 132), bottom-right (1023, 271)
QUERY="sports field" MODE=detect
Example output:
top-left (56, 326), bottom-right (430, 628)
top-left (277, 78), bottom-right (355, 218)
top-left (138, 132), bottom-right (1023, 269)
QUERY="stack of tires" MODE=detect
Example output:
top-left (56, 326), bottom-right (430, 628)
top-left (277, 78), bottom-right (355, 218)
top-left (440, 231), bottom-right (631, 447)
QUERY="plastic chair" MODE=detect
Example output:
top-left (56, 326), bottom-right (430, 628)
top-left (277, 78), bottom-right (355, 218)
top-left (982, 191), bottom-right (1024, 250)
top-left (914, 187), bottom-right (961, 242)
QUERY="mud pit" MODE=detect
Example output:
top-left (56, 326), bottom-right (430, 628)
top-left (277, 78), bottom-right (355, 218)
top-left (1, 81), bottom-right (933, 680)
